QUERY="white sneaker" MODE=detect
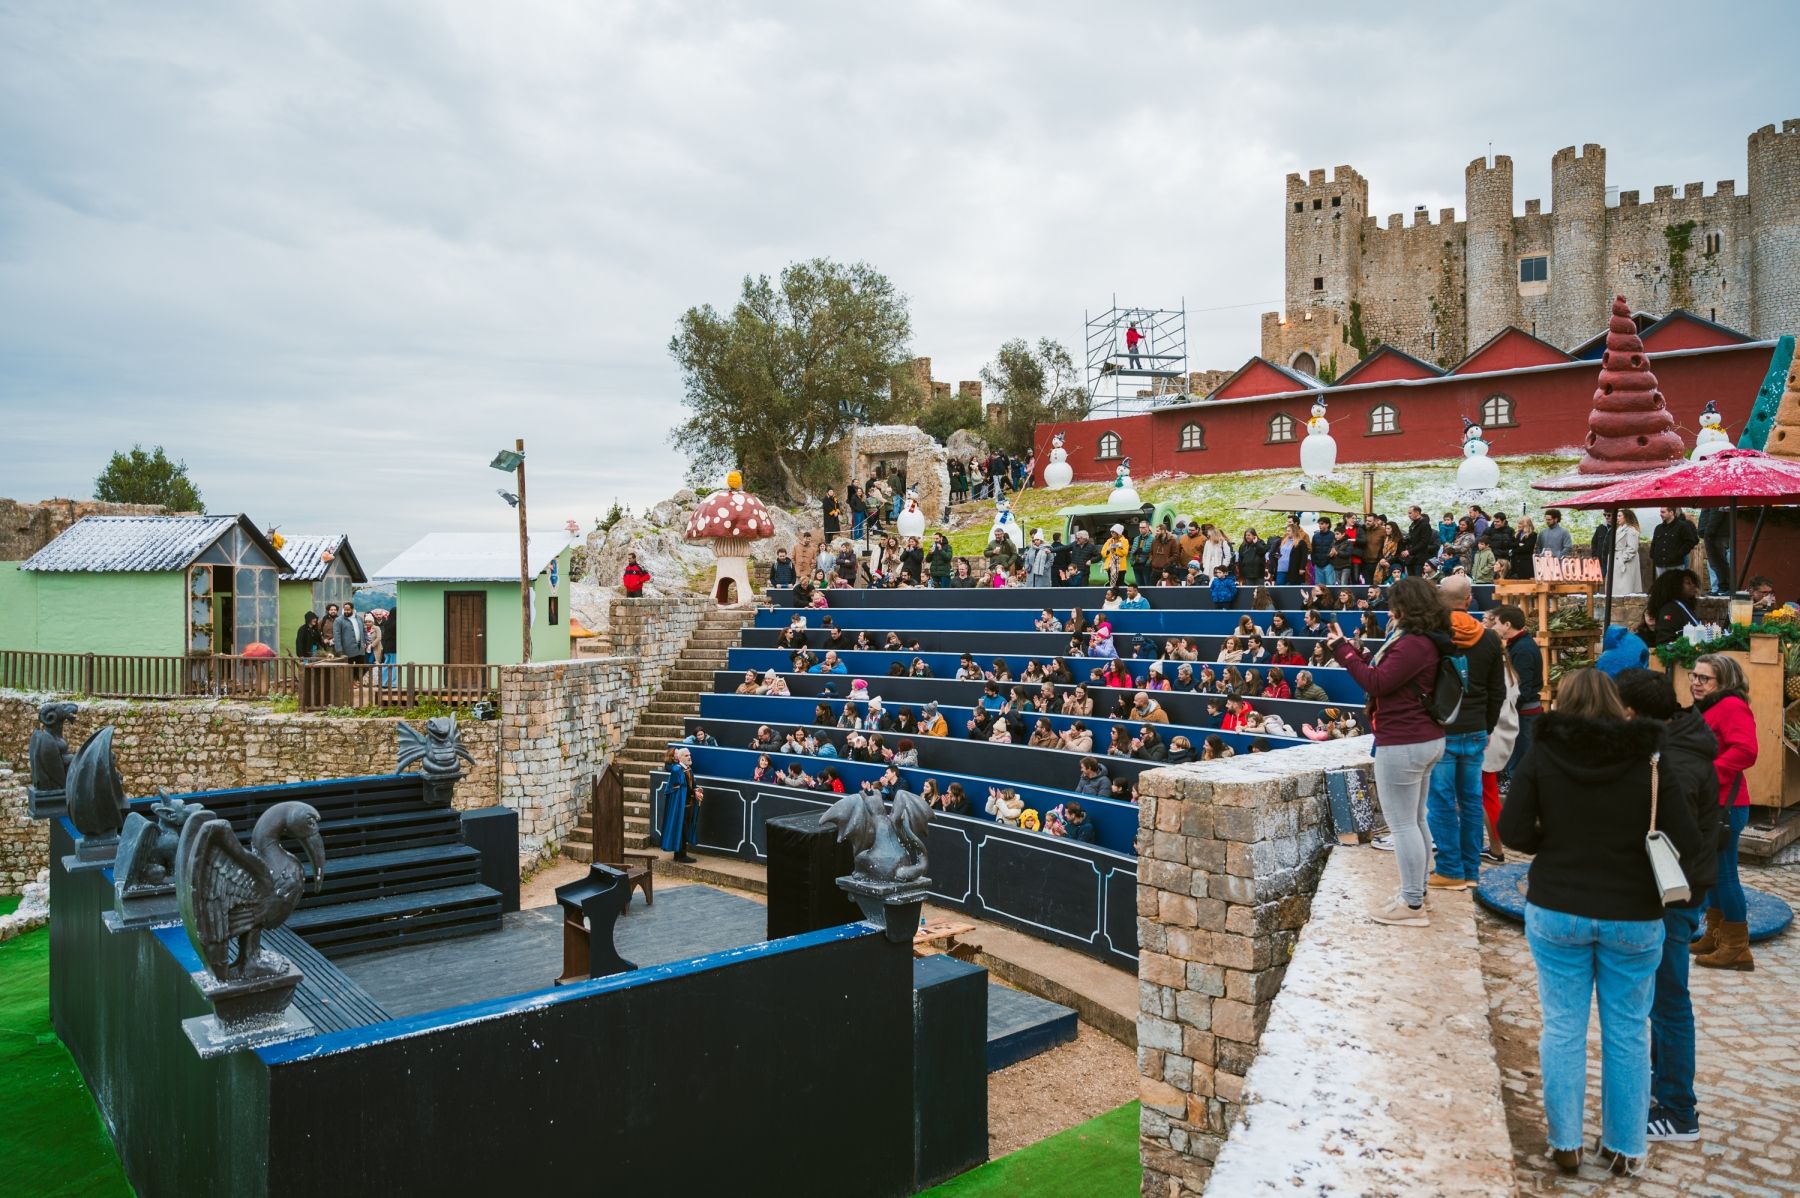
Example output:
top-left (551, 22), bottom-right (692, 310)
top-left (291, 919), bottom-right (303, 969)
top-left (1370, 833), bottom-right (1395, 851)
top-left (1372, 895), bottom-right (1429, 926)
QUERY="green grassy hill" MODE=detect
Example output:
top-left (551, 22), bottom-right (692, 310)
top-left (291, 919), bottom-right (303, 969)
top-left (941, 453), bottom-right (1603, 556)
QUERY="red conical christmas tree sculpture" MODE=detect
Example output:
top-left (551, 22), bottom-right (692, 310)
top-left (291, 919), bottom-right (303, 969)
top-left (1578, 294), bottom-right (1686, 476)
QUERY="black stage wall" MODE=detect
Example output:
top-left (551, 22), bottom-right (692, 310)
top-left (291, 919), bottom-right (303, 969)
top-left (53, 820), bottom-right (922, 1198)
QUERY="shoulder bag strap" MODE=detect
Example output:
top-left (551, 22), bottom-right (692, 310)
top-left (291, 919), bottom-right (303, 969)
top-left (1648, 751), bottom-right (1661, 833)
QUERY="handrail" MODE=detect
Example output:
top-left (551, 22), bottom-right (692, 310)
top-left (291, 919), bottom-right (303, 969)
top-left (0, 649), bottom-right (500, 712)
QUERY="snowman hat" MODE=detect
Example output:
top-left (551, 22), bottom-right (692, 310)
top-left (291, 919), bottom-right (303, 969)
top-left (1701, 399), bottom-right (1721, 417)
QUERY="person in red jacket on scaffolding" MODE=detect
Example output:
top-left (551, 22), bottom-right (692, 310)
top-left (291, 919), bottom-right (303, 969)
top-left (622, 552), bottom-right (652, 597)
top-left (1124, 320), bottom-right (1146, 369)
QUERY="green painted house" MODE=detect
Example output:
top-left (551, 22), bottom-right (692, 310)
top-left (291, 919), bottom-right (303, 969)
top-left (1, 515), bottom-right (292, 656)
top-left (371, 532), bottom-right (572, 665)
top-left (275, 534), bottom-right (367, 657)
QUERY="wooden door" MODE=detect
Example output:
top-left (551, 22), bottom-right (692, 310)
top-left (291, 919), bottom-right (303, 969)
top-left (444, 591), bottom-right (487, 664)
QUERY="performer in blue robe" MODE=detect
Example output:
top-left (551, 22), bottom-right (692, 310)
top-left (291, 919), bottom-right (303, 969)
top-left (659, 747), bottom-right (701, 862)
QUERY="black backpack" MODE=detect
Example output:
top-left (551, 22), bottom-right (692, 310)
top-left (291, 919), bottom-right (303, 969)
top-left (1422, 653), bottom-right (1469, 727)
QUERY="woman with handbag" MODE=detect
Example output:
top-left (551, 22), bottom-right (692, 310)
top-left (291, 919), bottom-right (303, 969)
top-left (1687, 652), bottom-right (1760, 970)
top-left (1499, 668), bottom-right (1703, 1176)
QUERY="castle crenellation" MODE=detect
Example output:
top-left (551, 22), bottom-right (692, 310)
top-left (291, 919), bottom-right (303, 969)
top-left (1263, 118), bottom-right (1800, 376)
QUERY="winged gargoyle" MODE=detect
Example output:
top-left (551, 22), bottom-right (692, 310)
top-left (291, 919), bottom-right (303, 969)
top-left (178, 801), bottom-right (325, 982)
top-left (66, 726), bottom-right (128, 859)
top-left (397, 716), bottom-right (476, 806)
top-left (820, 783), bottom-right (932, 884)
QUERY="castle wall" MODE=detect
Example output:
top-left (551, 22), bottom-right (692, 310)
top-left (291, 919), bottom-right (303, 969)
top-left (1264, 119), bottom-right (1800, 365)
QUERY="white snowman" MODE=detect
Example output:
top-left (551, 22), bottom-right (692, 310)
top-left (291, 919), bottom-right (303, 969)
top-left (1456, 416), bottom-right (1500, 492)
top-left (1299, 398), bottom-right (1338, 478)
top-left (1691, 400), bottom-right (1731, 459)
top-left (896, 485), bottom-right (927, 539)
top-left (1110, 456), bottom-right (1140, 508)
top-left (1043, 431), bottom-right (1074, 490)
top-left (989, 495), bottom-right (1023, 550)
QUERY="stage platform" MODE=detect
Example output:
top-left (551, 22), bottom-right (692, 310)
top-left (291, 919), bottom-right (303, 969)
top-left (338, 884), bottom-right (1075, 1071)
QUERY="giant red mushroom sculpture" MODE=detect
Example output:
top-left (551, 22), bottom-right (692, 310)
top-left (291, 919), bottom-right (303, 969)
top-left (685, 471), bottom-right (774, 605)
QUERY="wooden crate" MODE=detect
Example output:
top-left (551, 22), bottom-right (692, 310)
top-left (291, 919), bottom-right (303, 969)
top-left (1494, 580), bottom-right (1603, 703)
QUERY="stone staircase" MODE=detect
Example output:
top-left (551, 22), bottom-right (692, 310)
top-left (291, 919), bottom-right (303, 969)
top-left (564, 606), bottom-right (758, 862)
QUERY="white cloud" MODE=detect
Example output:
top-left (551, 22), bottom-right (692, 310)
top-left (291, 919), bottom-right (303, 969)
top-left (0, 0), bottom-right (1788, 561)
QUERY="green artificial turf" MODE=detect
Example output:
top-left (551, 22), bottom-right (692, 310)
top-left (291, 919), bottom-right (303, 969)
top-left (924, 1101), bottom-right (1141, 1197)
top-left (0, 925), bottom-right (133, 1197)
top-left (0, 894), bottom-right (19, 917)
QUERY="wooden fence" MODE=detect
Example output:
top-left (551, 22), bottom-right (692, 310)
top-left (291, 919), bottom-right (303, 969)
top-left (0, 651), bottom-right (500, 713)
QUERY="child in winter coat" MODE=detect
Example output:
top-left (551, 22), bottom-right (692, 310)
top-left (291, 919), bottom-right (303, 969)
top-left (1209, 567), bottom-right (1239, 607)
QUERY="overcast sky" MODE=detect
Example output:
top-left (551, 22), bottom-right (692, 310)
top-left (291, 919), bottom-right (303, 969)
top-left (2, 1), bottom-right (1791, 564)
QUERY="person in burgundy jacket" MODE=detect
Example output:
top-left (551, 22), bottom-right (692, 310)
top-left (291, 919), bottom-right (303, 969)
top-left (1325, 576), bottom-right (1450, 925)
top-left (1687, 652), bottom-right (1760, 970)
top-left (622, 552), bottom-right (651, 597)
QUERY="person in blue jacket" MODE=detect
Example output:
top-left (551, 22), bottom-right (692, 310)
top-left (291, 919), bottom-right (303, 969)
top-left (1594, 623), bottom-right (1649, 678)
top-left (659, 746), bottom-right (702, 863)
top-left (1209, 566), bottom-right (1239, 608)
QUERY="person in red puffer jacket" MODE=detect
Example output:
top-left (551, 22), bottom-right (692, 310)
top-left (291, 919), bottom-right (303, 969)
top-left (1687, 653), bottom-right (1759, 971)
top-left (622, 552), bottom-right (652, 597)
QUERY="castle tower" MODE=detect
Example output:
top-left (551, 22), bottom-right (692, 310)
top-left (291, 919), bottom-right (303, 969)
top-left (1464, 154), bottom-right (1516, 350)
top-left (1748, 119), bottom-right (1800, 341)
top-left (1548, 143), bottom-right (1609, 348)
top-left (1283, 166), bottom-right (1368, 322)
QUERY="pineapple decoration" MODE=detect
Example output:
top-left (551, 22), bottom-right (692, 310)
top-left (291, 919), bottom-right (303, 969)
top-left (1764, 359), bottom-right (1800, 461)
top-left (1576, 295), bottom-right (1687, 477)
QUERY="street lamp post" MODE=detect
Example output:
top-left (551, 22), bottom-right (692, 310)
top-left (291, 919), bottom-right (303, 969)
top-left (490, 440), bottom-right (532, 664)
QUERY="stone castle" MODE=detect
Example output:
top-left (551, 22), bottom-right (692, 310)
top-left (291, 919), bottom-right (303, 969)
top-left (1261, 118), bottom-right (1800, 375)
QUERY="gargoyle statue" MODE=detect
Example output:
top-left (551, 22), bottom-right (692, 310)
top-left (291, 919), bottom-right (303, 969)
top-left (29, 700), bottom-right (77, 791)
top-left (178, 801), bottom-right (326, 982)
top-left (112, 792), bottom-right (208, 925)
top-left (820, 783), bottom-right (932, 884)
top-left (65, 726), bottom-right (128, 863)
top-left (26, 700), bottom-right (78, 818)
top-left (397, 716), bottom-right (476, 806)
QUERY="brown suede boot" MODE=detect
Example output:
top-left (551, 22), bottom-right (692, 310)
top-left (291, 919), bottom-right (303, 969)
top-left (1694, 920), bottom-right (1755, 971)
top-left (1689, 907), bottom-right (1723, 956)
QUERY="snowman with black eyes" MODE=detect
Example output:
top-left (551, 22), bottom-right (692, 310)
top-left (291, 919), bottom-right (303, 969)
top-left (1299, 398), bottom-right (1337, 478)
top-left (1691, 400), bottom-right (1731, 460)
top-left (1043, 431), bottom-right (1073, 490)
top-left (1457, 416), bottom-right (1500, 491)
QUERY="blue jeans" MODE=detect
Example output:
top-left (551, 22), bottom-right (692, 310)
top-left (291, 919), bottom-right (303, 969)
top-left (1709, 804), bottom-right (1750, 921)
top-left (1526, 903), bottom-right (1663, 1158)
top-left (1427, 730), bottom-right (1488, 880)
top-left (1651, 904), bottom-right (1703, 1124)
top-left (852, 511), bottom-right (865, 541)
top-left (1316, 564), bottom-right (1337, 587)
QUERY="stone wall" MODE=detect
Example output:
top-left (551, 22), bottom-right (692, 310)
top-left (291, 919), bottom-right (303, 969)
top-left (833, 426), bottom-right (952, 522)
top-left (0, 593), bottom-right (719, 888)
top-left (498, 656), bottom-right (636, 861)
top-left (1135, 739), bottom-right (1372, 1197)
top-left (0, 497), bottom-right (173, 561)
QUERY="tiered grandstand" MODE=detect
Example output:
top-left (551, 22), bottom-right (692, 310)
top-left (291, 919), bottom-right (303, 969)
top-left (653, 583), bottom-right (1486, 970)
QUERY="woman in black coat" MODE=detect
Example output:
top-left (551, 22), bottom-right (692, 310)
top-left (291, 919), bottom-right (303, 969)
top-left (1499, 668), bottom-right (1703, 1175)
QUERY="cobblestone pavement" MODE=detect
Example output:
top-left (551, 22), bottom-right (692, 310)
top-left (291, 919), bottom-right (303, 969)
top-left (1480, 863), bottom-right (1800, 1195)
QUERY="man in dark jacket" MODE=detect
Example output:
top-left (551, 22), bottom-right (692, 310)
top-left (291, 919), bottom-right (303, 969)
top-left (1129, 519), bottom-right (1154, 588)
top-left (1696, 508), bottom-right (1731, 594)
top-left (1402, 506), bottom-right (1435, 576)
top-left (1490, 603), bottom-right (1543, 781)
top-left (1310, 518), bottom-right (1337, 587)
top-left (899, 537), bottom-right (925, 586)
top-left (1050, 533), bottom-right (1072, 588)
top-left (1612, 668), bottom-right (1722, 1144)
top-left (1066, 530), bottom-right (1099, 584)
top-left (1237, 529), bottom-right (1268, 585)
top-left (295, 611), bottom-right (323, 658)
top-left (768, 549), bottom-right (797, 588)
top-left (1485, 512), bottom-right (1516, 562)
top-left (1650, 507), bottom-right (1699, 580)
top-left (1426, 575), bottom-right (1507, 887)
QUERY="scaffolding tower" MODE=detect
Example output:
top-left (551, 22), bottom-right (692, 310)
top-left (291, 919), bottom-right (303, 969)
top-left (1084, 299), bottom-right (1188, 415)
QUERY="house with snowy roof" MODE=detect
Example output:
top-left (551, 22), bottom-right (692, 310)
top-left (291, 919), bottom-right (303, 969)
top-left (370, 531), bottom-right (572, 665)
top-left (0, 514), bottom-right (291, 656)
top-left (275, 533), bottom-right (367, 656)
